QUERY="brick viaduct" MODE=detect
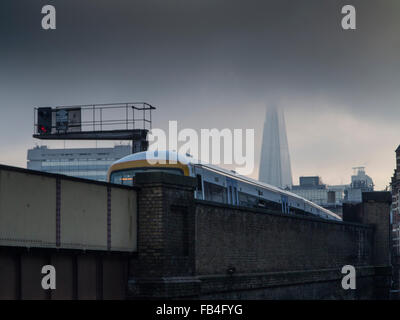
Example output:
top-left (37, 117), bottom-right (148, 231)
top-left (0, 169), bottom-right (393, 299)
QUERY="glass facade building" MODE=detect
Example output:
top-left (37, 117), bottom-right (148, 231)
top-left (291, 169), bottom-right (374, 217)
top-left (291, 176), bottom-right (346, 207)
top-left (291, 187), bottom-right (345, 206)
top-left (27, 145), bottom-right (131, 182)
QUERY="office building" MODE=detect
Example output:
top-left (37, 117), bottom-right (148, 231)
top-left (291, 176), bottom-right (345, 215)
top-left (391, 146), bottom-right (400, 256)
top-left (344, 167), bottom-right (374, 203)
top-left (27, 144), bottom-right (131, 182)
top-left (291, 167), bottom-right (374, 217)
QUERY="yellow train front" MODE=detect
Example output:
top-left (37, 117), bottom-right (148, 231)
top-left (108, 150), bottom-right (191, 185)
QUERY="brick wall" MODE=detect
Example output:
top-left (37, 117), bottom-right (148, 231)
top-left (128, 173), bottom-right (392, 299)
top-left (195, 201), bottom-right (373, 275)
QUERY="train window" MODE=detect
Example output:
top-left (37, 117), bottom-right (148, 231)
top-left (204, 181), bottom-right (227, 203)
top-left (110, 170), bottom-right (135, 186)
top-left (233, 187), bottom-right (237, 205)
top-left (239, 192), bottom-right (258, 207)
top-left (196, 174), bottom-right (202, 191)
top-left (110, 167), bottom-right (184, 185)
top-left (258, 199), bottom-right (267, 208)
top-left (235, 187), bottom-right (238, 204)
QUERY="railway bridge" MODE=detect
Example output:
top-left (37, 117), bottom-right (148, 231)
top-left (0, 165), bottom-right (392, 299)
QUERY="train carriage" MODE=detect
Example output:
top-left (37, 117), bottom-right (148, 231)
top-left (108, 150), bottom-right (341, 221)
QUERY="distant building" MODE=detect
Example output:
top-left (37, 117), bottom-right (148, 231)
top-left (291, 167), bottom-right (374, 217)
top-left (27, 144), bottom-right (131, 182)
top-left (344, 167), bottom-right (374, 203)
top-left (391, 146), bottom-right (400, 256)
top-left (259, 105), bottom-right (293, 189)
top-left (291, 176), bottom-right (345, 216)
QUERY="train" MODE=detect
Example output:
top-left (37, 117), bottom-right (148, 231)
top-left (107, 150), bottom-right (341, 221)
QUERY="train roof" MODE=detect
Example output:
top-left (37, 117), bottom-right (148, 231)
top-left (197, 162), bottom-right (341, 220)
top-left (112, 150), bottom-right (193, 165)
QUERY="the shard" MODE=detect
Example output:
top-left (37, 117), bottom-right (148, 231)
top-left (259, 105), bottom-right (293, 189)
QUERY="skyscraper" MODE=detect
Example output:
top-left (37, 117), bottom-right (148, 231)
top-left (259, 105), bottom-right (293, 189)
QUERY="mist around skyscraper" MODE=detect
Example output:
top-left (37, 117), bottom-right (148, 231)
top-left (259, 105), bottom-right (293, 189)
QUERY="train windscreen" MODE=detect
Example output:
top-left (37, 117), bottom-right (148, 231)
top-left (110, 167), bottom-right (184, 186)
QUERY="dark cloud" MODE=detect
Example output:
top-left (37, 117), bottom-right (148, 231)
top-left (0, 0), bottom-right (399, 188)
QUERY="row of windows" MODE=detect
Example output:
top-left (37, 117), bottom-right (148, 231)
top-left (43, 169), bottom-right (108, 177)
top-left (291, 189), bottom-right (344, 205)
top-left (43, 165), bottom-right (110, 171)
top-left (42, 158), bottom-right (117, 161)
top-left (202, 181), bottom-right (296, 213)
top-left (42, 153), bottom-right (114, 157)
top-left (42, 160), bottom-right (116, 166)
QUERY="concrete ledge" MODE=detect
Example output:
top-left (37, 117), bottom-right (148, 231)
top-left (0, 164), bottom-right (137, 190)
top-left (196, 200), bottom-right (373, 229)
top-left (374, 265), bottom-right (392, 276)
top-left (362, 191), bottom-right (392, 204)
top-left (128, 276), bottom-right (201, 299)
top-left (197, 266), bottom-right (377, 295)
top-left (127, 266), bottom-right (390, 299)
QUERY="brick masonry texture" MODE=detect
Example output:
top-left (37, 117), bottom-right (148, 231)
top-left (195, 201), bottom-right (373, 275)
top-left (128, 173), bottom-right (392, 299)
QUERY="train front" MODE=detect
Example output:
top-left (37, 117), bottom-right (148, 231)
top-left (107, 150), bottom-right (192, 186)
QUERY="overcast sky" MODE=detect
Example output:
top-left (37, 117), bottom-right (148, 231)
top-left (0, 0), bottom-right (399, 189)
